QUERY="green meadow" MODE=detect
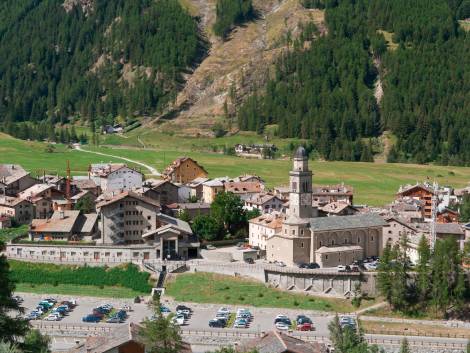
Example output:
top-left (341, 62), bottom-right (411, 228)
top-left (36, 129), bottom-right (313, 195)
top-left (1, 133), bottom-right (469, 206)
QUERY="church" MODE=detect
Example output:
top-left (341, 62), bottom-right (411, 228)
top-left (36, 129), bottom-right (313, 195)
top-left (265, 147), bottom-right (386, 268)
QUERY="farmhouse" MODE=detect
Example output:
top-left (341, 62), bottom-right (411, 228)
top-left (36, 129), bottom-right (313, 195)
top-left (162, 157), bottom-right (208, 184)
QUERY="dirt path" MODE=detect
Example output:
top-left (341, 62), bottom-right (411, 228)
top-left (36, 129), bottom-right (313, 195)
top-left (73, 145), bottom-right (160, 176)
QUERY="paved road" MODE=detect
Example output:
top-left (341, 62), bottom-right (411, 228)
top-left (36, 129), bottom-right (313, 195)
top-left (73, 145), bottom-right (161, 176)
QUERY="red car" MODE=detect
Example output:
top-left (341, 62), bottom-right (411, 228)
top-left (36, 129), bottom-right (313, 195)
top-left (297, 322), bottom-right (314, 331)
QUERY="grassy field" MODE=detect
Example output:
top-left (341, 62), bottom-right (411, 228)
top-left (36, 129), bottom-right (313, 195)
top-left (1, 133), bottom-right (469, 206)
top-left (165, 272), bottom-right (375, 312)
top-left (15, 283), bottom-right (142, 298)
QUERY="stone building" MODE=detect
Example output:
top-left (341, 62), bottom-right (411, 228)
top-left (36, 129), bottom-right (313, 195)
top-left (265, 147), bottom-right (386, 268)
top-left (134, 179), bottom-right (179, 206)
top-left (312, 183), bottom-right (354, 207)
top-left (97, 191), bottom-right (161, 245)
top-left (0, 196), bottom-right (34, 224)
top-left (162, 157), bottom-right (208, 184)
top-left (244, 193), bottom-right (285, 214)
top-left (0, 164), bottom-right (37, 196)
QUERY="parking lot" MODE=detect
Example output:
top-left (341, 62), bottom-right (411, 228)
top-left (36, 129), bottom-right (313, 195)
top-left (18, 293), bottom-right (335, 336)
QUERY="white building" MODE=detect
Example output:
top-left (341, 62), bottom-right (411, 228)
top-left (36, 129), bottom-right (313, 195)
top-left (90, 164), bottom-right (143, 193)
top-left (248, 212), bottom-right (283, 251)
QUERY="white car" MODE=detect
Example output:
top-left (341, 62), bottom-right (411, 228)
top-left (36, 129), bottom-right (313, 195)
top-left (275, 261), bottom-right (286, 267)
top-left (275, 322), bottom-right (289, 331)
top-left (177, 309), bottom-right (191, 316)
top-left (337, 265), bottom-right (347, 272)
top-left (44, 314), bottom-right (61, 321)
top-left (217, 307), bottom-right (231, 315)
top-left (171, 315), bottom-right (185, 326)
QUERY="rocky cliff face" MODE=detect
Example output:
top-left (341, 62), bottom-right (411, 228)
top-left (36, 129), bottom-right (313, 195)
top-left (62, 0), bottom-right (94, 16)
top-left (148, 0), bottom-right (325, 137)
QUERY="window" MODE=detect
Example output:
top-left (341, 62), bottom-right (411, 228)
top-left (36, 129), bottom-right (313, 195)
top-left (301, 242), bottom-right (304, 248)
top-left (50, 251), bottom-right (55, 255)
top-left (371, 236), bottom-right (374, 241)
top-left (71, 252), bottom-right (76, 256)
top-left (117, 252), bottom-right (122, 257)
top-left (319, 241), bottom-right (323, 247)
top-left (133, 252), bottom-right (139, 257)
top-left (292, 230), bottom-right (295, 235)
top-left (300, 229), bottom-right (304, 235)
top-left (84, 252), bottom-right (89, 256)
top-left (325, 255), bottom-right (328, 260)
top-left (105, 252), bottom-right (110, 257)
top-left (331, 239), bottom-right (335, 245)
top-left (147, 216), bottom-right (151, 220)
top-left (344, 238), bottom-right (347, 244)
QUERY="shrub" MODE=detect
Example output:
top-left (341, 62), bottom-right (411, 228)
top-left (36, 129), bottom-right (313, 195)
top-left (9, 261), bottom-right (152, 293)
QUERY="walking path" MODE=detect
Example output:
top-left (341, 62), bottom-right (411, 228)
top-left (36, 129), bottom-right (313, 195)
top-left (73, 145), bottom-right (160, 176)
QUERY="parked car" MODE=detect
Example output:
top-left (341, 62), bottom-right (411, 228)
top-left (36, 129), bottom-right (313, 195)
top-left (296, 315), bottom-right (312, 324)
top-left (337, 265), bottom-right (347, 272)
top-left (275, 322), bottom-right (289, 331)
top-left (45, 313), bottom-right (61, 321)
top-left (340, 316), bottom-right (356, 329)
top-left (106, 316), bottom-right (123, 324)
top-left (234, 318), bottom-right (248, 328)
top-left (297, 322), bottom-right (314, 331)
top-left (160, 306), bottom-right (171, 313)
top-left (217, 307), bottom-right (231, 315)
top-left (244, 258), bottom-right (255, 264)
top-left (176, 305), bottom-right (191, 312)
top-left (275, 261), bottom-right (286, 267)
top-left (209, 319), bottom-right (226, 328)
top-left (171, 315), bottom-right (185, 326)
top-left (206, 245), bottom-right (217, 250)
top-left (274, 315), bottom-right (291, 325)
top-left (82, 315), bottom-right (101, 323)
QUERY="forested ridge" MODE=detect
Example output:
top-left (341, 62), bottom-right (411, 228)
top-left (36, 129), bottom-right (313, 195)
top-left (239, 0), bottom-right (470, 165)
top-left (0, 0), bottom-right (205, 125)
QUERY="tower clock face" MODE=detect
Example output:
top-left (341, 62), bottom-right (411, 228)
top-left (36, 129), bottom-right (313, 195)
top-left (301, 193), bottom-right (311, 205)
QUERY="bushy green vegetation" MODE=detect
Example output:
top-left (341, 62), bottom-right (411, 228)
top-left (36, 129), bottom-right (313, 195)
top-left (377, 237), bottom-right (467, 318)
top-left (166, 272), bottom-right (374, 312)
top-left (213, 0), bottom-right (254, 38)
top-left (9, 261), bottom-right (152, 294)
top-left (0, 225), bottom-right (28, 242)
top-left (0, 0), bottom-right (205, 125)
top-left (239, 0), bottom-right (470, 165)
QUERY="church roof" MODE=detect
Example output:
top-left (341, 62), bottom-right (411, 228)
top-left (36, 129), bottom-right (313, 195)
top-left (310, 213), bottom-right (386, 232)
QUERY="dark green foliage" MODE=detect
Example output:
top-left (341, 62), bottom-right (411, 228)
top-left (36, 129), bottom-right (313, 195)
top-left (9, 261), bottom-right (152, 293)
top-left (240, 0), bottom-right (470, 165)
top-left (210, 192), bottom-right (248, 236)
top-left (377, 237), bottom-right (467, 317)
top-left (460, 194), bottom-right (470, 222)
top-left (213, 0), bottom-right (254, 38)
top-left (74, 195), bottom-right (95, 214)
top-left (192, 214), bottom-right (223, 241)
top-left (0, 0), bottom-right (204, 124)
top-left (237, 1), bottom-right (381, 162)
top-left (328, 315), bottom-right (384, 353)
top-left (0, 254), bottom-right (29, 344)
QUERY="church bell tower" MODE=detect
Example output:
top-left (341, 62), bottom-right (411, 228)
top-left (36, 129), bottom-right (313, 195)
top-left (289, 146), bottom-right (313, 219)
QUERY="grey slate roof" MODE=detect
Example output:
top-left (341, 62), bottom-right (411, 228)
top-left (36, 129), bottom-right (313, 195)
top-left (239, 331), bottom-right (327, 353)
top-left (310, 213), bottom-right (386, 232)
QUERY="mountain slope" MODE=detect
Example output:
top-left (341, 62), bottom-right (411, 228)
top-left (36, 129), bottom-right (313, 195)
top-left (149, 0), bottom-right (325, 136)
top-left (0, 0), bottom-right (205, 123)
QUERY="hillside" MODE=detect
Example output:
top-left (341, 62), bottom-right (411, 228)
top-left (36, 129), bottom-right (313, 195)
top-left (0, 0), bottom-right (469, 166)
top-left (152, 0), bottom-right (325, 136)
top-left (0, 0), bottom-right (205, 123)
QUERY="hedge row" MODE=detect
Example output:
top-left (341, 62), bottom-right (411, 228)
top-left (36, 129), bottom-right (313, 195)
top-left (9, 261), bottom-right (152, 293)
